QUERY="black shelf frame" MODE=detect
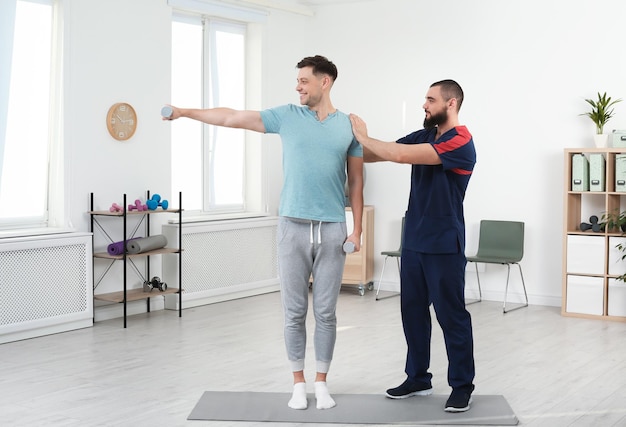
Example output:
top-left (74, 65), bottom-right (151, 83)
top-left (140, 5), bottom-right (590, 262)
top-left (89, 191), bottom-right (183, 328)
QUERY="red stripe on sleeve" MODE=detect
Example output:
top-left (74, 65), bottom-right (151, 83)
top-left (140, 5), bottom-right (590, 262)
top-left (451, 168), bottom-right (472, 175)
top-left (434, 127), bottom-right (471, 154)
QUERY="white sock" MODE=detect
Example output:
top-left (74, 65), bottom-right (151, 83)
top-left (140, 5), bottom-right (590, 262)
top-left (315, 381), bottom-right (336, 409)
top-left (288, 382), bottom-right (308, 410)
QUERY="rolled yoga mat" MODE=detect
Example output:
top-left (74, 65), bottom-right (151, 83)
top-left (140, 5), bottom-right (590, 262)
top-left (126, 235), bottom-right (168, 254)
top-left (107, 237), bottom-right (142, 256)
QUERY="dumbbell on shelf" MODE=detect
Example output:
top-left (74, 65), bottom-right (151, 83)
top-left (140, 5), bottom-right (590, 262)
top-left (143, 276), bottom-right (168, 292)
top-left (580, 215), bottom-right (605, 233)
top-left (128, 199), bottom-right (148, 211)
top-left (109, 203), bottom-right (123, 213)
top-left (146, 194), bottom-right (169, 210)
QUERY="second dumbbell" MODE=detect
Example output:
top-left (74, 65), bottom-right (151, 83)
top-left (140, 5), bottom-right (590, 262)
top-left (143, 276), bottom-right (168, 292)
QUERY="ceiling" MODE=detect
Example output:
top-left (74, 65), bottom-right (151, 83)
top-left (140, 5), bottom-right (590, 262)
top-left (230, 0), bottom-right (373, 16)
top-left (295, 0), bottom-right (370, 4)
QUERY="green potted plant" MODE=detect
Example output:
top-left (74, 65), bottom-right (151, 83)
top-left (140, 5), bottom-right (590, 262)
top-left (581, 92), bottom-right (622, 147)
top-left (602, 209), bottom-right (626, 281)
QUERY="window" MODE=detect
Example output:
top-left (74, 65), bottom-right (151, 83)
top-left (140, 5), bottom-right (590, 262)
top-left (0, 0), bottom-right (54, 229)
top-left (171, 15), bottom-right (248, 214)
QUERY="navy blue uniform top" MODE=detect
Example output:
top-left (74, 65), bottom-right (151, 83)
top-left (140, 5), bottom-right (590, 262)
top-left (397, 125), bottom-right (476, 254)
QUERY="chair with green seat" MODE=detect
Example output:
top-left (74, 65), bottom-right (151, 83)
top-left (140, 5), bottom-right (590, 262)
top-left (466, 220), bottom-right (528, 313)
top-left (376, 217), bottom-right (404, 300)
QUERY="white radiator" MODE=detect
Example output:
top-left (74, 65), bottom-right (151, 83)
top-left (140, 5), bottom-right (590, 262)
top-left (162, 216), bottom-right (279, 308)
top-left (0, 232), bottom-right (93, 343)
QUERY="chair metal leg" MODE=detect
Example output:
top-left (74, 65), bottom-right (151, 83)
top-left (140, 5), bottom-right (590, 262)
top-left (503, 263), bottom-right (529, 313)
top-left (466, 261), bottom-right (482, 305)
top-left (375, 256), bottom-right (389, 300)
top-left (395, 257), bottom-right (401, 278)
top-left (376, 255), bottom-right (400, 301)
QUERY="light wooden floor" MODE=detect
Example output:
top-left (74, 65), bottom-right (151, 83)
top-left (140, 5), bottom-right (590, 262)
top-left (1, 288), bottom-right (625, 427)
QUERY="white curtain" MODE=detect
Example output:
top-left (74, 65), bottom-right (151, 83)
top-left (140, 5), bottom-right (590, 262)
top-left (0, 0), bottom-right (17, 183)
top-left (47, 0), bottom-right (65, 228)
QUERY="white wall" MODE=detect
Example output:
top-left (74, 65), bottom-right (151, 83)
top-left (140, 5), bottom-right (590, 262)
top-left (67, 0), bottom-right (171, 224)
top-left (64, 0), bottom-right (311, 305)
top-left (65, 0), bottom-right (172, 303)
top-left (299, 0), bottom-right (626, 305)
top-left (62, 0), bottom-right (626, 310)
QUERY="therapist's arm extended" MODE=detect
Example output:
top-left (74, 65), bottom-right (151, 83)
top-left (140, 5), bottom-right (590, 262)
top-left (350, 114), bottom-right (440, 165)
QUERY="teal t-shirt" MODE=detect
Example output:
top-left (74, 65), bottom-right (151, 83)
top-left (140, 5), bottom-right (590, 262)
top-left (260, 104), bottom-right (362, 222)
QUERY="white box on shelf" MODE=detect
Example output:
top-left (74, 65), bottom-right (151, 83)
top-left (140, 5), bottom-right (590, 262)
top-left (571, 154), bottom-right (589, 191)
top-left (608, 237), bottom-right (626, 276)
top-left (566, 275), bottom-right (604, 315)
top-left (608, 279), bottom-right (626, 317)
top-left (589, 153), bottom-right (605, 192)
top-left (566, 235), bottom-right (605, 275)
top-left (611, 130), bottom-right (626, 148)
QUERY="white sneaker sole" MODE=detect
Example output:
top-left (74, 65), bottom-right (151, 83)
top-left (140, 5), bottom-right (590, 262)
top-left (385, 388), bottom-right (433, 399)
top-left (444, 396), bottom-right (473, 412)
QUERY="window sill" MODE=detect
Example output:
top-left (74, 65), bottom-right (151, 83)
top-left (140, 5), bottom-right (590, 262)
top-left (168, 211), bottom-right (271, 224)
top-left (0, 227), bottom-right (78, 240)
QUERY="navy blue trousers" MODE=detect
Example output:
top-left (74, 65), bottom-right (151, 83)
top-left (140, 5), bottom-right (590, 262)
top-left (400, 248), bottom-right (475, 389)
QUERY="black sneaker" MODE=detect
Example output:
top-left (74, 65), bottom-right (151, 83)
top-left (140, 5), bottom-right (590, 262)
top-left (444, 386), bottom-right (474, 412)
top-left (385, 379), bottom-right (433, 399)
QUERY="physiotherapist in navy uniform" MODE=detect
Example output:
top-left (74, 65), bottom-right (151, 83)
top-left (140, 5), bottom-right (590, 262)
top-left (350, 79), bottom-right (477, 413)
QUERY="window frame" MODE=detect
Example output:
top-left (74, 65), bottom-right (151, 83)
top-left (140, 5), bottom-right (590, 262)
top-left (204, 18), bottom-right (247, 213)
top-left (170, 10), bottom-right (267, 220)
top-left (0, 0), bottom-right (63, 235)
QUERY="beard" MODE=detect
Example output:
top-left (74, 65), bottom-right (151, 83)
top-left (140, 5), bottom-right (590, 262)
top-left (423, 109), bottom-right (448, 129)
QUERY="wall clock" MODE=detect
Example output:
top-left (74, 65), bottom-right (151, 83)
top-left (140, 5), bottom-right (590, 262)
top-left (106, 102), bottom-right (137, 141)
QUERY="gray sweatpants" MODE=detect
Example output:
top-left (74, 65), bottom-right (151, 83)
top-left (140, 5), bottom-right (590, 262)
top-left (277, 216), bottom-right (347, 374)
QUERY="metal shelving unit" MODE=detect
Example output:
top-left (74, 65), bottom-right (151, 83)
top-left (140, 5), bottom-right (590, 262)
top-left (89, 191), bottom-right (183, 327)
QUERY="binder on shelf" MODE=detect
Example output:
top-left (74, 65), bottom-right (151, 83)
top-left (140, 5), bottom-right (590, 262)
top-left (589, 153), bottom-right (605, 192)
top-left (571, 154), bottom-right (589, 191)
top-left (616, 154), bottom-right (626, 193)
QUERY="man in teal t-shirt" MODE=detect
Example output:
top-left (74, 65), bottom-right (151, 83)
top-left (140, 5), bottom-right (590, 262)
top-left (165, 55), bottom-right (364, 411)
top-left (261, 103), bottom-right (362, 222)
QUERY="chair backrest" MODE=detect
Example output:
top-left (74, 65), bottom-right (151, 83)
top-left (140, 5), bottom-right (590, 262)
top-left (475, 220), bottom-right (524, 262)
top-left (399, 216), bottom-right (406, 251)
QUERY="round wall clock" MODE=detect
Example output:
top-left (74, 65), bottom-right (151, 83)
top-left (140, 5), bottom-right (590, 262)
top-left (106, 102), bottom-right (137, 141)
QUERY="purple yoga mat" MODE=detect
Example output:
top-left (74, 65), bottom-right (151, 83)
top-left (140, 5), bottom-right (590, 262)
top-left (107, 237), bottom-right (142, 255)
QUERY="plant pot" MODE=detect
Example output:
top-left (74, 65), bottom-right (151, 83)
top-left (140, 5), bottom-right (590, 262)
top-left (594, 134), bottom-right (609, 148)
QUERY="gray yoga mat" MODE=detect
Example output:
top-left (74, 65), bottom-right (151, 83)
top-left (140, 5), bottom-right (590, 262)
top-left (126, 235), bottom-right (167, 254)
top-left (188, 391), bottom-right (519, 425)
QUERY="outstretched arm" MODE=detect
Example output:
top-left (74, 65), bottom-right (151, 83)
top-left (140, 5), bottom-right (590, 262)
top-left (349, 113), bottom-right (440, 165)
top-left (164, 105), bottom-right (266, 133)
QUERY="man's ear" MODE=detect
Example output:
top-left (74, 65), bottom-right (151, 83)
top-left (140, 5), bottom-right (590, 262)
top-left (448, 97), bottom-right (457, 110)
top-left (322, 75), bottom-right (332, 89)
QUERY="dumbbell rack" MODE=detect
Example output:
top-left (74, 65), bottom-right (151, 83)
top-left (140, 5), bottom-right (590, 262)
top-left (89, 191), bottom-right (183, 328)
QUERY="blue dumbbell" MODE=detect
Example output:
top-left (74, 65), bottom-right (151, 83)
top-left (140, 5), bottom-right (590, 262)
top-left (146, 194), bottom-right (169, 210)
top-left (161, 105), bottom-right (173, 119)
top-left (343, 241), bottom-right (355, 253)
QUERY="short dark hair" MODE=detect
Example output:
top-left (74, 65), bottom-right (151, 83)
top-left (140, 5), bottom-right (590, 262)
top-left (297, 55), bottom-right (338, 82)
top-left (431, 79), bottom-right (464, 111)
